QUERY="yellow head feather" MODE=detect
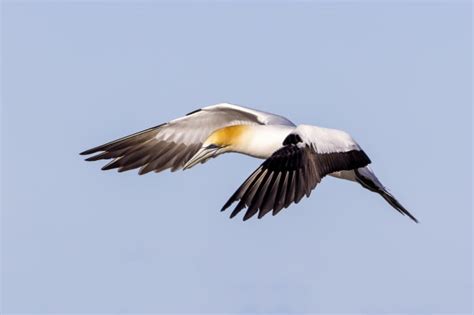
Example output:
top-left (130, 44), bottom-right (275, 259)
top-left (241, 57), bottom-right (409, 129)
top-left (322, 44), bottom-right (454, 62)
top-left (205, 125), bottom-right (250, 147)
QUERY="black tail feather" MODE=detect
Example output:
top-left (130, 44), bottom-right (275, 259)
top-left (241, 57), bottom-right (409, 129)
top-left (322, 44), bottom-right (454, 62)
top-left (379, 190), bottom-right (418, 223)
top-left (354, 168), bottom-right (418, 223)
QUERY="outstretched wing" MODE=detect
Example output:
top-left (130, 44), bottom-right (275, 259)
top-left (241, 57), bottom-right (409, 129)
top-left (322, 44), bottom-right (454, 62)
top-left (221, 126), bottom-right (371, 220)
top-left (80, 103), bottom-right (294, 174)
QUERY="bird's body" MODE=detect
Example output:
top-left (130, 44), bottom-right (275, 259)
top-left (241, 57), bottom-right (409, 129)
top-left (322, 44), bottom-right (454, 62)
top-left (81, 103), bottom-right (417, 222)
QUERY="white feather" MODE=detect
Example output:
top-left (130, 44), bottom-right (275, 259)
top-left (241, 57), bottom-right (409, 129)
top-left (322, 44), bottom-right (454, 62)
top-left (295, 124), bottom-right (362, 154)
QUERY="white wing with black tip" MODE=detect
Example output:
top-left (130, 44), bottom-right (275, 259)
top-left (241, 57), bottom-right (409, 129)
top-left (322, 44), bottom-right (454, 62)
top-left (80, 103), bottom-right (295, 174)
top-left (221, 125), bottom-right (371, 220)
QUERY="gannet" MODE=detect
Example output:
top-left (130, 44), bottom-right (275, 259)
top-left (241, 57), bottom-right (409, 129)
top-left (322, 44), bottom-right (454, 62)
top-left (80, 103), bottom-right (417, 222)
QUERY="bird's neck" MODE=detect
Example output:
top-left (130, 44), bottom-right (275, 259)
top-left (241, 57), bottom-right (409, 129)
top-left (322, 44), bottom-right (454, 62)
top-left (206, 125), bottom-right (294, 159)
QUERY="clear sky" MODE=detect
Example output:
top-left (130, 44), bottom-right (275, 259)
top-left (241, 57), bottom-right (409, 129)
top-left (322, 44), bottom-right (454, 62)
top-left (1, 1), bottom-right (472, 313)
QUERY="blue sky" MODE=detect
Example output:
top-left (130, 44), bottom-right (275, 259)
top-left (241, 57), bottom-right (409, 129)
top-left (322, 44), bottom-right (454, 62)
top-left (1, 1), bottom-right (472, 313)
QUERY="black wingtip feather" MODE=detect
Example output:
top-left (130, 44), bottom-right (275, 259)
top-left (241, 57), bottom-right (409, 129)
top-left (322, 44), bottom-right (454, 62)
top-left (80, 148), bottom-right (98, 156)
top-left (221, 199), bottom-right (235, 212)
top-left (230, 202), bottom-right (246, 219)
top-left (85, 156), bottom-right (98, 162)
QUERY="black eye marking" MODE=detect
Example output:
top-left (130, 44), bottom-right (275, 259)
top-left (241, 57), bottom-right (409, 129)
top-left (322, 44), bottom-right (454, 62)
top-left (206, 144), bottom-right (220, 149)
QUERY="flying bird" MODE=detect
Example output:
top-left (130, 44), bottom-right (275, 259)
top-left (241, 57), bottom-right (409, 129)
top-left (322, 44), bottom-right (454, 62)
top-left (80, 103), bottom-right (417, 222)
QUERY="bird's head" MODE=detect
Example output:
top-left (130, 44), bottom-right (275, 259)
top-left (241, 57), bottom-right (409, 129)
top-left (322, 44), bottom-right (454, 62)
top-left (183, 125), bottom-right (250, 169)
top-left (204, 125), bottom-right (249, 149)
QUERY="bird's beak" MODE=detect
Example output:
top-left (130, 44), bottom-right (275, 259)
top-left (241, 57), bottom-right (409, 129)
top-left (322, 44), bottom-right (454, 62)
top-left (183, 145), bottom-right (221, 170)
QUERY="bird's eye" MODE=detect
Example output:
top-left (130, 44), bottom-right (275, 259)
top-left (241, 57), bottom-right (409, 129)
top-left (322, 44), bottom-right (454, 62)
top-left (206, 144), bottom-right (219, 149)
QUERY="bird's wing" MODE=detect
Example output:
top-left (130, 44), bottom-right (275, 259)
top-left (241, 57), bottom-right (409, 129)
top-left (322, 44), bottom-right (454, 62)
top-left (80, 103), bottom-right (295, 174)
top-left (221, 125), bottom-right (371, 220)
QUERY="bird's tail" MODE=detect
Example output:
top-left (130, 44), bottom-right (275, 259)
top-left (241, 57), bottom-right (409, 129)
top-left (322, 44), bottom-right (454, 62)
top-left (354, 166), bottom-right (418, 223)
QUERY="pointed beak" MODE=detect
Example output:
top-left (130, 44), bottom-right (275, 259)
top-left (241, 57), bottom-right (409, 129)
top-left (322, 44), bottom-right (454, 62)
top-left (183, 146), bottom-right (219, 170)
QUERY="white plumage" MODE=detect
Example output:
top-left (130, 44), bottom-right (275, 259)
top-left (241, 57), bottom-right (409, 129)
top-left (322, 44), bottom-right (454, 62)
top-left (81, 103), bottom-right (417, 222)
